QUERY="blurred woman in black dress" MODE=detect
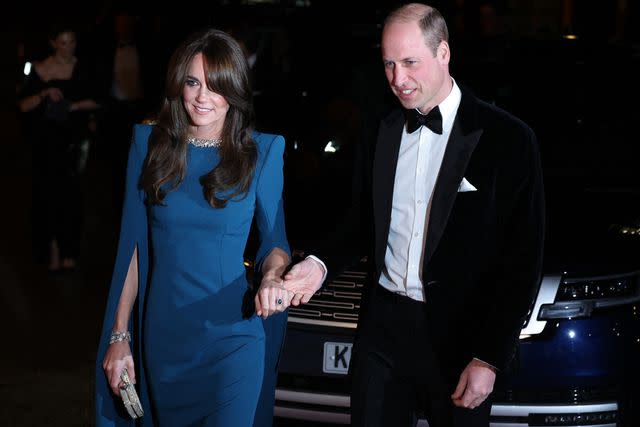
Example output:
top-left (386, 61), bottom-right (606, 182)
top-left (18, 21), bottom-right (99, 272)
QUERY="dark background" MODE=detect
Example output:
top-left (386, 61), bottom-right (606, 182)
top-left (3, 1), bottom-right (639, 425)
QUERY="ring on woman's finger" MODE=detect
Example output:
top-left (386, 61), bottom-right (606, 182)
top-left (276, 298), bottom-right (283, 305)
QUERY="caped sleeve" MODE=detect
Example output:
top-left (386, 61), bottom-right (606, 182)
top-left (95, 124), bottom-right (153, 426)
top-left (253, 134), bottom-right (291, 269)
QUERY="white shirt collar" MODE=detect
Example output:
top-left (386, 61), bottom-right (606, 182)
top-left (413, 78), bottom-right (461, 134)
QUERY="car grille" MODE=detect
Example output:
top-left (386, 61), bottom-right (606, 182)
top-left (288, 266), bottom-right (366, 329)
top-left (286, 262), bottom-right (552, 334)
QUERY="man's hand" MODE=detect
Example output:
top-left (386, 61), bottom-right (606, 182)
top-left (282, 258), bottom-right (325, 306)
top-left (451, 358), bottom-right (496, 409)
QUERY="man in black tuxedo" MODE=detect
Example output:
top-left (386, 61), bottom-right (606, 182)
top-left (283, 3), bottom-right (544, 426)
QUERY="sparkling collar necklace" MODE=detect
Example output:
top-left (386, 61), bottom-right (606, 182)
top-left (187, 136), bottom-right (222, 148)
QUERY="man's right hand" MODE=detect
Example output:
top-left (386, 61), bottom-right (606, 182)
top-left (282, 257), bottom-right (325, 306)
top-left (451, 358), bottom-right (496, 409)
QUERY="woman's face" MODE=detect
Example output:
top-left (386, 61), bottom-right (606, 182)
top-left (50, 31), bottom-right (77, 61)
top-left (182, 53), bottom-right (230, 138)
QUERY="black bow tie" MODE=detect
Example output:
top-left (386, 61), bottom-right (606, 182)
top-left (406, 106), bottom-right (442, 134)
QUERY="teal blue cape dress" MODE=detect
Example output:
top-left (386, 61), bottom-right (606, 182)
top-left (95, 124), bottom-right (290, 426)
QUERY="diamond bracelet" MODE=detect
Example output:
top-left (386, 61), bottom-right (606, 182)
top-left (109, 331), bottom-right (132, 345)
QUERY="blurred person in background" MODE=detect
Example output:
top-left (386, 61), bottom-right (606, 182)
top-left (92, 10), bottom-right (153, 216)
top-left (17, 20), bottom-right (100, 272)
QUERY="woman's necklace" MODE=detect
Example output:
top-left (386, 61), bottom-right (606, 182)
top-left (187, 136), bottom-right (222, 148)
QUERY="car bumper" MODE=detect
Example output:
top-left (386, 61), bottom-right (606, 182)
top-left (274, 388), bottom-right (619, 426)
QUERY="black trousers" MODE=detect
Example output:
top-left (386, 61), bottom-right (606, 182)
top-left (350, 285), bottom-right (492, 427)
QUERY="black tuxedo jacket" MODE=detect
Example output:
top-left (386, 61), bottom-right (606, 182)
top-left (350, 87), bottom-right (545, 377)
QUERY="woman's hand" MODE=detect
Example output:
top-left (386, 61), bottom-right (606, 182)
top-left (255, 274), bottom-right (293, 319)
top-left (40, 87), bottom-right (64, 103)
top-left (102, 341), bottom-right (136, 396)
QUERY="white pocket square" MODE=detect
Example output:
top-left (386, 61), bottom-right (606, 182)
top-left (458, 177), bottom-right (477, 192)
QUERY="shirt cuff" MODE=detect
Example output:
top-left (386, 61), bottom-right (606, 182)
top-left (305, 255), bottom-right (327, 284)
top-left (473, 357), bottom-right (498, 372)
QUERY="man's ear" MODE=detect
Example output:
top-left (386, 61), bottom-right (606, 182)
top-left (437, 41), bottom-right (450, 65)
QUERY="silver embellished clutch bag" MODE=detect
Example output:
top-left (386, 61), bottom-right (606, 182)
top-left (120, 368), bottom-right (144, 419)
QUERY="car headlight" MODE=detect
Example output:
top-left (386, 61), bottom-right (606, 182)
top-left (538, 272), bottom-right (640, 319)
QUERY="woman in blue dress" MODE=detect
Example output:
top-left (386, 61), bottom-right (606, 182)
top-left (95, 29), bottom-right (322, 426)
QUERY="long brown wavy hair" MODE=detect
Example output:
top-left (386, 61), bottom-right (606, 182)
top-left (141, 28), bottom-right (256, 208)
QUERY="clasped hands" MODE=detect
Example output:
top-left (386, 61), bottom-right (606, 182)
top-left (255, 257), bottom-right (325, 319)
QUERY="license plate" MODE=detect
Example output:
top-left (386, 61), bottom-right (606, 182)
top-left (323, 341), bottom-right (352, 374)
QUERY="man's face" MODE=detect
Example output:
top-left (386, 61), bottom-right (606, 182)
top-left (381, 20), bottom-right (450, 113)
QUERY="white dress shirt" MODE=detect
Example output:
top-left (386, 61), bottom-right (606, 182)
top-left (379, 80), bottom-right (462, 301)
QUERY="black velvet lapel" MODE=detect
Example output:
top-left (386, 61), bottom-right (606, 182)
top-left (424, 92), bottom-right (483, 265)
